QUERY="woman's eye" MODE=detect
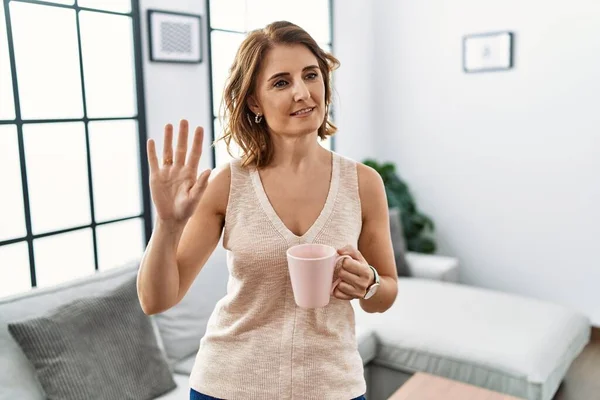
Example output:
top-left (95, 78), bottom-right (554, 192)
top-left (274, 80), bottom-right (288, 88)
top-left (306, 72), bottom-right (318, 80)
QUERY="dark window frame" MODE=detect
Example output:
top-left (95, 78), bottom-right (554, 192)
top-left (0, 0), bottom-right (152, 289)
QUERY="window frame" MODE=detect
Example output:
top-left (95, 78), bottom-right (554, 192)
top-left (0, 0), bottom-right (152, 289)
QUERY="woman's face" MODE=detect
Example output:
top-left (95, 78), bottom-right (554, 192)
top-left (249, 44), bottom-right (326, 139)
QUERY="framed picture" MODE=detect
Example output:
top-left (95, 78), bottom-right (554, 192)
top-left (463, 31), bottom-right (514, 73)
top-left (147, 10), bottom-right (202, 64)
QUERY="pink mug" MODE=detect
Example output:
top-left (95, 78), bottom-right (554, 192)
top-left (286, 243), bottom-right (352, 308)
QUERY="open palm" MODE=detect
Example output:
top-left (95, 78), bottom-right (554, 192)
top-left (147, 120), bottom-right (211, 223)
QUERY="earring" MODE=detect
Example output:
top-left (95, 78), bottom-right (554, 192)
top-left (255, 113), bottom-right (263, 124)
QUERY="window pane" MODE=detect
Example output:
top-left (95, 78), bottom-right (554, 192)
top-left (24, 122), bottom-right (91, 234)
top-left (79, 11), bottom-right (137, 118)
top-left (213, 116), bottom-right (241, 167)
top-left (211, 31), bottom-right (245, 116)
top-left (89, 120), bottom-right (142, 222)
top-left (96, 218), bottom-right (144, 271)
top-left (209, 0), bottom-right (246, 32)
top-left (320, 135), bottom-right (331, 150)
top-left (9, 2), bottom-right (83, 120)
top-left (35, 0), bottom-right (75, 5)
top-left (78, 0), bottom-right (131, 13)
top-left (320, 43), bottom-right (332, 55)
top-left (0, 241), bottom-right (31, 298)
top-left (214, 117), bottom-right (229, 167)
top-left (0, 3), bottom-right (15, 120)
top-left (246, 0), bottom-right (331, 44)
top-left (34, 229), bottom-right (95, 288)
top-left (0, 125), bottom-right (26, 241)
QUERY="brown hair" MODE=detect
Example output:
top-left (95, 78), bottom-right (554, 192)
top-left (217, 21), bottom-right (340, 168)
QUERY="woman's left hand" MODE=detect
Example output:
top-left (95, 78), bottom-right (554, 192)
top-left (332, 245), bottom-right (375, 301)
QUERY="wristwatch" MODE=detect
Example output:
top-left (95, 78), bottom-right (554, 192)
top-left (363, 265), bottom-right (380, 300)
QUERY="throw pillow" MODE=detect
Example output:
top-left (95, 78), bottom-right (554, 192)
top-left (389, 207), bottom-right (410, 277)
top-left (8, 276), bottom-right (176, 400)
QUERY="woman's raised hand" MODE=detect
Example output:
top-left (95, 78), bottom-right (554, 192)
top-left (147, 120), bottom-right (211, 224)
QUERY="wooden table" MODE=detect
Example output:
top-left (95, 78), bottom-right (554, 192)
top-left (388, 372), bottom-right (523, 400)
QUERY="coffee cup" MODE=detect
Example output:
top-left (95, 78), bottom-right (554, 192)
top-left (286, 243), bottom-right (351, 308)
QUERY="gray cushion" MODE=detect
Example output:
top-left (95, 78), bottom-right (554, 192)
top-left (7, 276), bottom-right (176, 400)
top-left (389, 207), bottom-right (410, 276)
top-left (0, 261), bottom-right (140, 400)
top-left (154, 245), bottom-right (228, 365)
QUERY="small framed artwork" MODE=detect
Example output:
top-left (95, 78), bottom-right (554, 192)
top-left (147, 10), bottom-right (202, 64)
top-left (463, 31), bottom-right (514, 73)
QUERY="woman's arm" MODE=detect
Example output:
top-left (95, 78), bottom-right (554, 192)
top-left (137, 121), bottom-right (231, 315)
top-left (137, 164), bottom-right (230, 315)
top-left (335, 163), bottom-right (398, 313)
top-left (357, 162), bottom-right (398, 312)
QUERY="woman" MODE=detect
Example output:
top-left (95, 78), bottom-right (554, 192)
top-left (137, 21), bottom-right (398, 400)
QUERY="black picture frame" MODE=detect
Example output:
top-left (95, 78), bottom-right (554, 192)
top-left (147, 9), bottom-right (203, 64)
top-left (463, 31), bottom-right (514, 73)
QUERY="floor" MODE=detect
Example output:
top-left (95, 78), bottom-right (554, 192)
top-left (553, 334), bottom-right (600, 400)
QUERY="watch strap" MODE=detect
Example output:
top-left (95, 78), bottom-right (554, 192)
top-left (368, 265), bottom-right (380, 285)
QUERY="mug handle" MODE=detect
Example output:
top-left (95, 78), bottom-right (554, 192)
top-left (330, 255), bottom-right (352, 296)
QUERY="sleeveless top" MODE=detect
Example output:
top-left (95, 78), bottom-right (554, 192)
top-left (189, 151), bottom-right (366, 400)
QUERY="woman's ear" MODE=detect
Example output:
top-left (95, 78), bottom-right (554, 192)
top-left (246, 95), bottom-right (261, 115)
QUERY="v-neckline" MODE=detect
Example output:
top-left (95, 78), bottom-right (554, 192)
top-left (250, 151), bottom-right (341, 244)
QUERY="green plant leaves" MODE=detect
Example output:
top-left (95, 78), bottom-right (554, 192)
top-left (363, 159), bottom-right (436, 254)
top-left (407, 236), bottom-right (436, 253)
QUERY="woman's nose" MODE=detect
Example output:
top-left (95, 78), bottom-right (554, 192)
top-left (292, 81), bottom-right (311, 102)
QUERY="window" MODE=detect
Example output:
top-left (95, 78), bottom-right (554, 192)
top-left (207, 0), bottom-right (335, 167)
top-left (0, 0), bottom-right (151, 298)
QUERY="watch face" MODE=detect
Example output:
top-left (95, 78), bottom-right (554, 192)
top-left (364, 284), bottom-right (379, 300)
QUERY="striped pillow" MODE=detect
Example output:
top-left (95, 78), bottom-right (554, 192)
top-left (8, 276), bottom-right (176, 400)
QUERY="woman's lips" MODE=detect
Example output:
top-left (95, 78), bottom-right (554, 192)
top-left (290, 107), bottom-right (315, 117)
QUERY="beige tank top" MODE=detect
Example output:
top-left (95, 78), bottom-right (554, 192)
top-left (189, 151), bottom-right (366, 400)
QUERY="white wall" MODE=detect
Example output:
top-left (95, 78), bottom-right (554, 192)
top-left (139, 0), bottom-right (213, 222)
top-left (331, 0), bottom-right (376, 162)
top-left (371, 0), bottom-right (600, 324)
top-left (139, 0), bottom-right (213, 170)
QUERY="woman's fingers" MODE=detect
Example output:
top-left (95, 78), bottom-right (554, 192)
top-left (190, 169), bottom-right (211, 200)
top-left (337, 245), bottom-right (365, 263)
top-left (147, 139), bottom-right (159, 173)
top-left (336, 281), bottom-right (362, 298)
top-left (187, 126), bottom-right (204, 170)
top-left (160, 120), bottom-right (203, 170)
top-left (333, 283), bottom-right (355, 300)
top-left (174, 119), bottom-right (189, 166)
top-left (162, 123), bottom-right (174, 166)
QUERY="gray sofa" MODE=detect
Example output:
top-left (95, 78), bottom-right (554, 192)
top-left (0, 244), bottom-right (590, 400)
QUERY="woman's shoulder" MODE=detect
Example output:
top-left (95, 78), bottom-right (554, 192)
top-left (205, 158), bottom-right (255, 214)
top-left (203, 162), bottom-right (232, 216)
top-left (207, 158), bottom-right (250, 185)
top-left (335, 152), bottom-right (385, 202)
top-left (356, 161), bottom-right (382, 185)
top-left (333, 152), bottom-right (381, 185)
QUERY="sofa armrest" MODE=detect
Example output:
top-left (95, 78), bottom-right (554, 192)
top-left (405, 252), bottom-right (459, 282)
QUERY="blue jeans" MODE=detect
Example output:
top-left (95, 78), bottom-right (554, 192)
top-left (190, 388), bottom-right (366, 400)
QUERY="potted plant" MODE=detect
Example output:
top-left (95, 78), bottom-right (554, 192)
top-left (363, 159), bottom-right (436, 254)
